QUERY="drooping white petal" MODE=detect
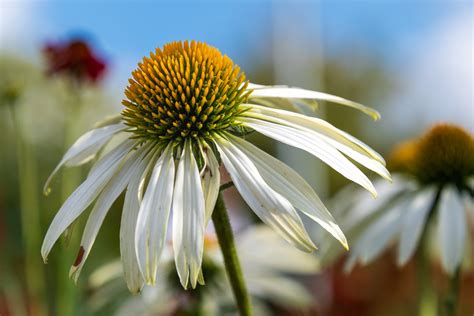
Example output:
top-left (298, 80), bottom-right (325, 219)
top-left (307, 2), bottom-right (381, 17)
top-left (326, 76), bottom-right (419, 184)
top-left (242, 104), bottom-right (385, 164)
top-left (120, 146), bottom-right (157, 294)
top-left (438, 187), bottom-right (466, 275)
top-left (247, 83), bottom-right (320, 112)
top-left (246, 82), bottom-right (265, 90)
top-left (172, 140), bottom-right (206, 289)
top-left (41, 139), bottom-right (136, 262)
top-left (227, 134), bottom-right (347, 249)
top-left (241, 117), bottom-right (377, 196)
top-left (94, 114), bottom-right (122, 128)
top-left (215, 136), bottom-right (316, 252)
top-left (345, 199), bottom-right (407, 271)
top-left (201, 147), bottom-right (220, 225)
top-left (247, 85), bottom-right (380, 120)
top-left (135, 145), bottom-right (175, 285)
top-left (69, 144), bottom-right (151, 282)
top-left (43, 122), bottom-right (125, 195)
top-left (397, 188), bottom-right (436, 266)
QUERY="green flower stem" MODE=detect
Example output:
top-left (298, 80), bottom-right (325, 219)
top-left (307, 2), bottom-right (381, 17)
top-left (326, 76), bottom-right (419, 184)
top-left (417, 187), bottom-right (442, 316)
top-left (57, 87), bottom-right (83, 316)
top-left (443, 267), bottom-right (461, 316)
top-left (212, 193), bottom-right (252, 316)
top-left (9, 105), bottom-right (48, 316)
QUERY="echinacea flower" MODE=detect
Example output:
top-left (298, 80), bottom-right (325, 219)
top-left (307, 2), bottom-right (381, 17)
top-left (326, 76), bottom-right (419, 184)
top-left (43, 38), bottom-right (107, 83)
top-left (89, 226), bottom-right (319, 316)
top-left (326, 124), bottom-right (473, 275)
top-left (41, 41), bottom-right (389, 292)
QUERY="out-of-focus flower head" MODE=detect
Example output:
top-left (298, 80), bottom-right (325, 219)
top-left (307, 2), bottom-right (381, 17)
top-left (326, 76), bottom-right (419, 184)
top-left (0, 56), bottom-right (30, 107)
top-left (321, 123), bottom-right (474, 275)
top-left (0, 80), bottom-right (22, 106)
top-left (42, 38), bottom-right (107, 83)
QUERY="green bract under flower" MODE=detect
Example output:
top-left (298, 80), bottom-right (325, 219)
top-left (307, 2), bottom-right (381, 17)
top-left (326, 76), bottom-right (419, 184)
top-left (122, 41), bottom-right (250, 143)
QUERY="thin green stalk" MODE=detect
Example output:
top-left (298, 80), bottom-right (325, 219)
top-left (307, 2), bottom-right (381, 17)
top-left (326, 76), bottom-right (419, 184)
top-left (417, 187), bottom-right (442, 316)
top-left (212, 194), bottom-right (252, 316)
top-left (417, 237), bottom-right (437, 316)
top-left (9, 105), bottom-right (48, 316)
top-left (443, 267), bottom-right (461, 316)
top-left (56, 86), bottom-right (83, 316)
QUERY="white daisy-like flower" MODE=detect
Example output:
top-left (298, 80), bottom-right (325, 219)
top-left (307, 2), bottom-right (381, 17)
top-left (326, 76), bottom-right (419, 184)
top-left (323, 124), bottom-right (474, 275)
top-left (41, 41), bottom-right (389, 292)
top-left (88, 226), bottom-right (320, 316)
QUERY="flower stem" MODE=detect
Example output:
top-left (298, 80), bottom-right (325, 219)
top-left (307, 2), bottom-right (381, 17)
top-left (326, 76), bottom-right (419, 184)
top-left (212, 193), bottom-right (252, 316)
top-left (9, 105), bottom-right (48, 316)
top-left (417, 187), bottom-right (443, 316)
top-left (57, 87), bottom-right (83, 316)
top-left (443, 267), bottom-right (461, 316)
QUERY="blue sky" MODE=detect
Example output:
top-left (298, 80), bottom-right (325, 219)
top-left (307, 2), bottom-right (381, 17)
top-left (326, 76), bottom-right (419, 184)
top-left (2, 1), bottom-right (470, 67)
top-left (1, 0), bottom-right (472, 131)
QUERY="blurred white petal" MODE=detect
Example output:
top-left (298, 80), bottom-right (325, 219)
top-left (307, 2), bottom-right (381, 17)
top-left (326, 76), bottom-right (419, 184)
top-left (397, 188), bottom-right (436, 266)
top-left (346, 198), bottom-right (407, 271)
top-left (438, 187), bottom-right (466, 275)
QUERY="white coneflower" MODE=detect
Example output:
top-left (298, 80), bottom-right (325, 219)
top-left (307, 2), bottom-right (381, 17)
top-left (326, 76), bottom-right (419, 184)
top-left (325, 124), bottom-right (473, 276)
top-left (41, 41), bottom-right (389, 295)
top-left (89, 226), bottom-right (320, 316)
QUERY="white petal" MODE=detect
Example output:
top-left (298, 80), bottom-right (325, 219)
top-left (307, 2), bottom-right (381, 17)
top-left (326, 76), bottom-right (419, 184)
top-left (247, 83), bottom-right (319, 113)
top-left (247, 85), bottom-right (380, 120)
top-left (397, 188), bottom-right (436, 266)
top-left (438, 187), bottom-right (466, 275)
top-left (241, 117), bottom-right (377, 196)
top-left (337, 176), bottom-right (413, 232)
top-left (237, 226), bottom-right (320, 274)
top-left (345, 199), bottom-right (407, 271)
top-left (135, 145), bottom-right (175, 285)
top-left (215, 136), bottom-right (316, 252)
top-left (227, 134), bottom-right (347, 249)
top-left (246, 276), bottom-right (314, 308)
top-left (246, 82), bottom-right (265, 89)
top-left (69, 144), bottom-right (150, 282)
top-left (41, 139), bottom-right (136, 262)
top-left (43, 122), bottom-right (125, 195)
top-left (201, 147), bottom-right (220, 225)
top-left (242, 104), bottom-right (385, 164)
top-left (172, 140), bottom-right (206, 289)
top-left (120, 148), bottom-right (156, 294)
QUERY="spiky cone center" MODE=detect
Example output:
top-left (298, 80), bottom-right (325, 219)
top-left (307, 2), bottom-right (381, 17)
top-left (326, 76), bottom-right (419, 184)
top-left (122, 41), bottom-right (250, 146)
top-left (411, 124), bottom-right (474, 185)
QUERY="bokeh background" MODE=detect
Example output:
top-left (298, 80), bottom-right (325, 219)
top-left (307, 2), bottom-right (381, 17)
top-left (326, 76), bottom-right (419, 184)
top-left (1, 1), bottom-right (473, 315)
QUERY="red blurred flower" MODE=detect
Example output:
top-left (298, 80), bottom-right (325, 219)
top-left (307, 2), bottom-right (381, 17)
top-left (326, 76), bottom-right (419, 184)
top-left (43, 38), bottom-right (107, 83)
